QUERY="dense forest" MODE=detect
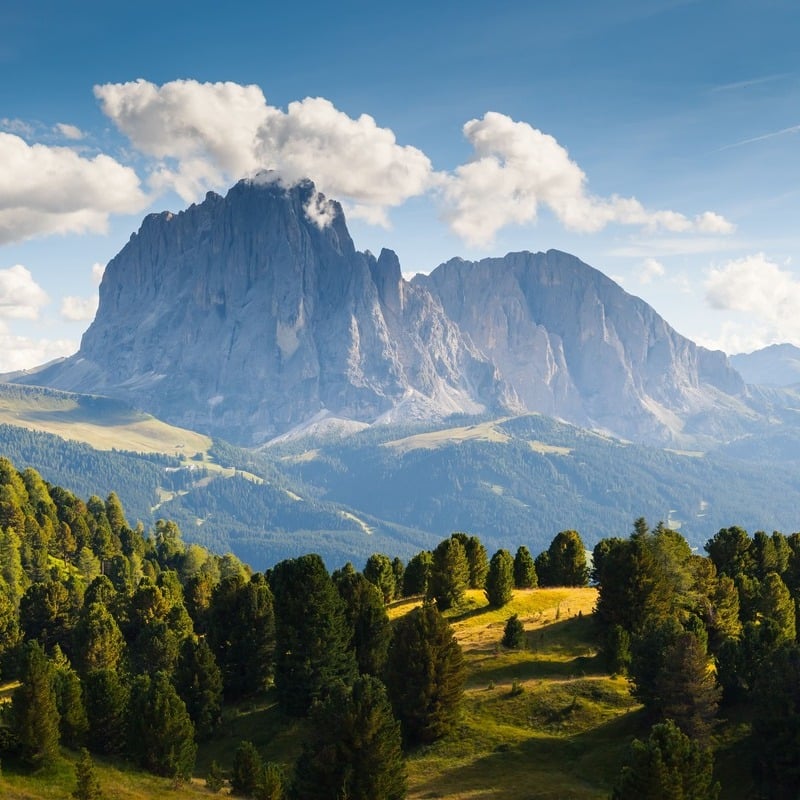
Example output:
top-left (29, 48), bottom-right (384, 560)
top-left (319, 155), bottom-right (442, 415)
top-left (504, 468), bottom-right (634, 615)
top-left (1, 454), bottom-right (799, 798)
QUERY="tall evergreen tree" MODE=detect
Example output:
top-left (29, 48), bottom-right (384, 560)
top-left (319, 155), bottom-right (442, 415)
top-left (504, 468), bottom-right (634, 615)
top-left (127, 671), bottom-right (197, 782)
top-left (271, 554), bottom-right (356, 715)
top-left (427, 537), bottom-right (469, 610)
top-left (403, 551), bottom-right (432, 596)
top-left (386, 601), bottom-right (465, 745)
top-left (542, 530), bottom-right (589, 586)
top-left (174, 635), bottom-right (223, 739)
top-left (54, 659), bottom-right (89, 746)
top-left (752, 643), bottom-right (800, 799)
top-left (513, 546), bottom-right (537, 589)
top-left (291, 677), bottom-right (406, 800)
top-left (612, 720), bottom-right (719, 800)
top-left (231, 740), bottom-right (263, 797)
top-left (364, 553), bottom-right (396, 604)
top-left (12, 641), bottom-right (61, 766)
top-left (485, 549), bottom-right (514, 608)
top-left (83, 668), bottom-right (129, 755)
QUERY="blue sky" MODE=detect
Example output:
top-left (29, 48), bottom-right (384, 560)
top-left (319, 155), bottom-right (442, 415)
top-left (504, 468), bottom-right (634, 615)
top-left (2, 0), bottom-right (800, 370)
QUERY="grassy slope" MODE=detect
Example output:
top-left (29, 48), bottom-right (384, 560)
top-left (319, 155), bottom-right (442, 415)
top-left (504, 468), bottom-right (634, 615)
top-left (0, 587), bottom-right (754, 799)
top-left (0, 383), bottom-right (211, 459)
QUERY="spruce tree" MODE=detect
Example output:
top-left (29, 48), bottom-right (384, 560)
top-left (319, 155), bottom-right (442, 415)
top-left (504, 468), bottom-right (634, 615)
top-left (174, 635), bottom-right (223, 739)
top-left (513, 546), bottom-right (537, 589)
top-left (12, 641), bottom-right (61, 766)
top-left (231, 740), bottom-right (263, 796)
top-left (612, 720), bottom-right (719, 800)
top-left (427, 537), bottom-right (469, 610)
top-left (127, 671), bottom-right (196, 781)
top-left (73, 747), bottom-right (104, 800)
top-left (291, 676), bottom-right (406, 800)
top-left (83, 668), bottom-right (130, 755)
top-left (402, 551), bottom-right (432, 596)
top-left (270, 554), bottom-right (356, 715)
top-left (544, 530), bottom-right (589, 586)
top-left (386, 601), bottom-right (465, 745)
top-left (364, 553), bottom-right (396, 604)
top-left (54, 661), bottom-right (89, 746)
top-left (502, 614), bottom-right (525, 649)
top-left (485, 549), bottom-right (514, 607)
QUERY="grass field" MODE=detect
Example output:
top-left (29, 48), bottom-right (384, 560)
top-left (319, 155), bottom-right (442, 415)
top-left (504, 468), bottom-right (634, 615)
top-left (0, 586), bottom-right (753, 798)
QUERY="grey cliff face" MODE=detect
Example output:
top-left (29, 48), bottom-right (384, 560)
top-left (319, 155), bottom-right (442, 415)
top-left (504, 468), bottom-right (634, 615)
top-left (24, 178), bottom-right (509, 444)
top-left (15, 178), bottom-right (759, 447)
top-left (415, 250), bottom-right (748, 444)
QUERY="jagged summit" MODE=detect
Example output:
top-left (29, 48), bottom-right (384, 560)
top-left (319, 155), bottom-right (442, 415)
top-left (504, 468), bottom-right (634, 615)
top-left (11, 177), bottom-right (763, 447)
top-left (17, 178), bottom-right (510, 444)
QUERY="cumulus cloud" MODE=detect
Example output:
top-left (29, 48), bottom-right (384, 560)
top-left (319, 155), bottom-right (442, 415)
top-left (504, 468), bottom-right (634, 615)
top-left (0, 323), bottom-right (76, 372)
top-left (55, 123), bottom-right (84, 140)
top-left (94, 80), bottom-right (433, 225)
top-left (439, 112), bottom-right (735, 246)
top-left (0, 133), bottom-right (148, 244)
top-left (0, 265), bottom-right (49, 319)
top-left (60, 295), bottom-right (98, 322)
top-left (639, 257), bottom-right (666, 285)
top-left (703, 253), bottom-right (800, 351)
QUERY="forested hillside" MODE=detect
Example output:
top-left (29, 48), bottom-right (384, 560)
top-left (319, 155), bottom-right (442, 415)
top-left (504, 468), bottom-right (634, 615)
top-left (1, 455), bottom-right (799, 798)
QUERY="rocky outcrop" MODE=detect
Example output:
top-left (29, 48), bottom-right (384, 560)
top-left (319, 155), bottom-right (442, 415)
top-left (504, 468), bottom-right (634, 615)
top-left (15, 177), bottom-right (761, 447)
top-left (415, 250), bottom-right (751, 444)
top-left (20, 177), bottom-right (511, 444)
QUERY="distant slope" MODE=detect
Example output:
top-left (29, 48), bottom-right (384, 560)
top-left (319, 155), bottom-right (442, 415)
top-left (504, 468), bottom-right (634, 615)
top-left (0, 382), bottom-right (211, 456)
top-left (730, 343), bottom-right (800, 387)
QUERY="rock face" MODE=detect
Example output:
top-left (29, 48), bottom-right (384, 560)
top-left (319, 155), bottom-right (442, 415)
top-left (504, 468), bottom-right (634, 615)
top-left (415, 251), bottom-right (749, 444)
top-left (17, 177), bottom-right (755, 446)
top-left (22, 178), bottom-right (511, 444)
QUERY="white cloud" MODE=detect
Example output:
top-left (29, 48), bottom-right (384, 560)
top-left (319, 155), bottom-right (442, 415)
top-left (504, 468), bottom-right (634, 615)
top-left (703, 253), bottom-right (800, 351)
top-left (0, 323), bottom-right (76, 372)
top-left (60, 294), bottom-right (98, 322)
top-left (55, 123), bottom-right (84, 140)
top-left (0, 265), bottom-right (49, 319)
top-left (439, 112), bottom-right (735, 246)
top-left (91, 262), bottom-right (105, 284)
top-left (94, 79), bottom-right (433, 224)
top-left (0, 132), bottom-right (148, 244)
top-left (639, 257), bottom-right (666, 285)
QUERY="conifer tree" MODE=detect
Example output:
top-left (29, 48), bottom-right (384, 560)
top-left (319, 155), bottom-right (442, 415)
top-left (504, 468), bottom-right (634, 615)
top-left (12, 641), bottom-right (61, 766)
top-left (174, 635), bottom-right (223, 739)
top-left (54, 659), bottom-right (89, 745)
top-left (291, 676), bottom-right (406, 800)
top-left (427, 537), bottom-right (469, 610)
top-left (612, 720), bottom-right (719, 800)
top-left (386, 601), bottom-right (465, 745)
top-left (271, 554), bottom-right (356, 715)
top-left (83, 668), bottom-right (130, 754)
top-left (513, 546), bottom-right (537, 589)
top-left (402, 551), bottom-right (432, 596)
top-left (231, 740), bottom-right (263, 796)
top-left (543, 530), bottom-right (589, 586)
top-left (485, 549), bottom-right (514, 607)
top-left (502, 614), bottom-right (525, 649)
top-left (364, 553), bottom-right (396, 604)
top-left (127, 671), bottom-right (196, 781)
top-left (72, 747), bottom-right (104, 800)
top-left (74, 601), bottom-right (126, 675)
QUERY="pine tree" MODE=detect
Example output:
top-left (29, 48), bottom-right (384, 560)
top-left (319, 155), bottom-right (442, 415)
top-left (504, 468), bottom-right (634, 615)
top-left (174, 635), bottom-right (223, 739)
top-left (752, 643), bottom-right (800, 799)
top-left (83, 668), bottom-right (130, 755)
top-left (461, 534), bottom-right (489, 589)
top-left (427, 537), bottom-right (469, 610)
top-left (72, 747), bottom-right (104, 800)
top-left (74, 601), bottom-right (126, 675)
top-left (12, 641), bottom-right (61, 766)
top-left (54, 661), bottom-right (89, 746)
top-left (386, 601), bottom-right (465, 745)
top-left (485, 549), bottom-right (514, 607)
top-left (335, 569), bottom-right (392, 677)
top-left (402, 551), bottom-right (432, 596)
top-left (364, 553), bottom-right (396, 604)
top-left (291, 677), bottom-right (406, 800)
top-left (612, 720), bottom-right (719, 799)
top-left (270, 554), bottom-right (356, 715)
top-left (513, 546), bottom-right (537, 589)
top-left (502, 614), bottom-right (525, 649)
top-left (543, 530), bottom-right (589, 586)
top-left (231, 740), bottom-right (263, 796)
top-left (127, 671), bottom-right (196, 781)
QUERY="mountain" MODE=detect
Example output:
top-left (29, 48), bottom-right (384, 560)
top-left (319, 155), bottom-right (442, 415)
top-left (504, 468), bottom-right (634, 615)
top-left (415, 252), bottom-right (751, 445)
top-left (730, 343), bottom-right (800, 387)
top-left (16, 176), bottom-right (510, 445)
top-left (5, 174), bottom-right (773, 448)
